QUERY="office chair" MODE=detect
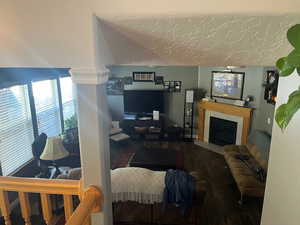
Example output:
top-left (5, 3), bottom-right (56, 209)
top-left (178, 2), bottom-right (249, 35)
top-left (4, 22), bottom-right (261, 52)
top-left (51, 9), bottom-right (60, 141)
top-left (32, 133), bottom-right (51, 178)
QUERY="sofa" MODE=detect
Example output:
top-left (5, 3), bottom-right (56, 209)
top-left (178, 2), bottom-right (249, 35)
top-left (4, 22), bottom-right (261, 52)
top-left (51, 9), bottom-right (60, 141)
top-left (223, 130), bottom-right (271, 204)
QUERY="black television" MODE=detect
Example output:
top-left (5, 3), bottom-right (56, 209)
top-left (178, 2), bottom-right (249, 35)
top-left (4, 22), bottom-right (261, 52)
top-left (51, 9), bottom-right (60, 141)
top-left (123, 90), bottom-right (164, 114)
top-left (211, 71), bottom-right (245, 100)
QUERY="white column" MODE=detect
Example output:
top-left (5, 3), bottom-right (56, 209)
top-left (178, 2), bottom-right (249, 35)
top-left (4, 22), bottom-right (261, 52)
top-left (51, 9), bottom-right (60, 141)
top-left (261, 72), bottom-right (300, 225)
top-left (70, 68), bottom-right (112, 225)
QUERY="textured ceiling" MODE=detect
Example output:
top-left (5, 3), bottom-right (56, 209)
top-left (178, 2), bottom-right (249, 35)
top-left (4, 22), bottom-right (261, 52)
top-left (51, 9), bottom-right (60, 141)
top-left (98, 14), bottom-right (300, 66)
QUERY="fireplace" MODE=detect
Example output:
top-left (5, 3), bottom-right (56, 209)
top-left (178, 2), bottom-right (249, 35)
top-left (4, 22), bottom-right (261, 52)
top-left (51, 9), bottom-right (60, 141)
top-left (199, 102), bottom-right (252, 145)
top-left (209, 117), bottom-right (237, 146)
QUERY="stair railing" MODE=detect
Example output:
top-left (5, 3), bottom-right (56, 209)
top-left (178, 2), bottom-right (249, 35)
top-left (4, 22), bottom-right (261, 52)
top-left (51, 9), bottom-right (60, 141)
top-left (0, 176), bottom-right (103, 225)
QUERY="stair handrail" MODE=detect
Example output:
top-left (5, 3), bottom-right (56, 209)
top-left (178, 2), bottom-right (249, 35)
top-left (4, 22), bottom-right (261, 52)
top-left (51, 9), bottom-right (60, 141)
top-left (65, 186), bottom-right (103, 225)
top-left (0, 176), bottom-right (103, 225)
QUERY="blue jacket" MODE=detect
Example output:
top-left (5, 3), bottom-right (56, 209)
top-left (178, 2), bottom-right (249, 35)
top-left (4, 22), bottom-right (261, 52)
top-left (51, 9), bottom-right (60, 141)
top-left (163, 169), bottom-right (195, 215)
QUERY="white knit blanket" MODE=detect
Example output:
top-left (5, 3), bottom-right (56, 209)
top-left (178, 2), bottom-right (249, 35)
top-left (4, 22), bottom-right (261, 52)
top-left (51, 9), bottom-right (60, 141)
top-left (111, 167), bottom-right (166, 204)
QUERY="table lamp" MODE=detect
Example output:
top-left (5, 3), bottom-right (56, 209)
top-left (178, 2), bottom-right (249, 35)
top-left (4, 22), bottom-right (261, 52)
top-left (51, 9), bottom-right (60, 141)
top-left (40, 136), bottom-right (69, 176)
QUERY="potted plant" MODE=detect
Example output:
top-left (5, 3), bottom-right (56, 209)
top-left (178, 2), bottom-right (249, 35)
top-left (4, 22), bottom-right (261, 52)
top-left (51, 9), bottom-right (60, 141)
top-left (62, 115), bottom-right (79, 144)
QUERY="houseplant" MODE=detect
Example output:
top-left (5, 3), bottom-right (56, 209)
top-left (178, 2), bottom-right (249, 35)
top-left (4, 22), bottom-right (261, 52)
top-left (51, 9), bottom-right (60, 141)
top-left (64, 114), bottom-right (78, 130)
top-left (62, 115), bottom-right (79, 144)
top-left (275, 24), bottom-right (300, 130)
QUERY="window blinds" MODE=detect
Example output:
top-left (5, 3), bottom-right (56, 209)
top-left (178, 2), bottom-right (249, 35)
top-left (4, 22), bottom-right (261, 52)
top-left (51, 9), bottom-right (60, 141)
top-left (0, 85), bottom-right (34, 175)
top-left (60, 77), bottom-right (76, 121)
top-left (32, 80), bottom-right (61, 137)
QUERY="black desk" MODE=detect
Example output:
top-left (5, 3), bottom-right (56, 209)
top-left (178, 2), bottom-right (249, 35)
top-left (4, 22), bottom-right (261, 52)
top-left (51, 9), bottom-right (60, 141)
top-left (56, 154), bottom-right (81, 168)
top-left (35, 154), bottom-right (81, 179)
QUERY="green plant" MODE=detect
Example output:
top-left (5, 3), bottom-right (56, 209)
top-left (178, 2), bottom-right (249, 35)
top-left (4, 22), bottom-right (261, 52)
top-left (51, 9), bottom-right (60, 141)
top-left (275, 24), bottom-right (300, 130)
top-left (64, 114), bottom-right (78, 130)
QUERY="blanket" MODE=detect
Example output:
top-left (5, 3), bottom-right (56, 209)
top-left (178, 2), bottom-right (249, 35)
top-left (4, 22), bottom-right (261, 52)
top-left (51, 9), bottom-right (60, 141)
top-left (111, 167), bottom-right (166, 204)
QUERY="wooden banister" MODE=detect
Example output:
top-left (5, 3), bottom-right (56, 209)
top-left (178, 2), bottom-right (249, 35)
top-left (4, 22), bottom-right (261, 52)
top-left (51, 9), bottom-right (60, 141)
top-left (40, 193), bottom-right (53, 225)
top-left (0, 176), bottom-right (103, 225)
top-left (65, 186), bottom-right (102, 225)
top-left (63, 195), bottom-right (74, 221)
top-left (18, 192), bottom-right (31, 225)
top-left (0, 176), bottom-right (80, 195)
top-left (0, 190), bottom-right (12, 225)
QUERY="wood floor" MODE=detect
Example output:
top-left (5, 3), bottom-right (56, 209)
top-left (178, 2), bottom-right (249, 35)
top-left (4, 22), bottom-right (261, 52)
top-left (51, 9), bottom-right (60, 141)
top-left (112, 141), bottom-right (263, 225)
top-left (3, 141), bottom-right (263, 225)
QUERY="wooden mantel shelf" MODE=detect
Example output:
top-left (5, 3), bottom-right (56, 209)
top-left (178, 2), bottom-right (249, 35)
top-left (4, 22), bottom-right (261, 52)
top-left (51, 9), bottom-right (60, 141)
top-left (197, 101), bottom-right (253, 145)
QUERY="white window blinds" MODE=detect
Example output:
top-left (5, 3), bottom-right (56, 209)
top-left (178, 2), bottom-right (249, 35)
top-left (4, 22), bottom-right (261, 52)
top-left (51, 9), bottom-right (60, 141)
top-left (0, 85), bottom-right (34, 175)
top-left (60, 77), bottom-right (76, 121)
top-left (32, 80), bottom-right (61, 137)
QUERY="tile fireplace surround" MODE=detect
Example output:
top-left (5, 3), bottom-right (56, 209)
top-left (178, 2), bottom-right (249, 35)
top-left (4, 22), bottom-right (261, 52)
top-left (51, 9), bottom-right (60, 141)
top-left (197, 101), bottom-right (253, 145)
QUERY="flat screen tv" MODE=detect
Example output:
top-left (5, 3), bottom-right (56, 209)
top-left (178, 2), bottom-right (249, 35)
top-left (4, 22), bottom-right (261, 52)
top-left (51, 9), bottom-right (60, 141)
top-left (123, 90), bottom-right (164, 114)
top-left (211, 71), bottom-right (245, 100)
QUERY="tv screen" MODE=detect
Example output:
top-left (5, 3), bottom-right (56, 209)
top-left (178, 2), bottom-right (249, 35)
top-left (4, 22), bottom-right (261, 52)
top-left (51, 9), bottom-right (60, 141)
top-left (123, 90), bottom-right (164, 114)
top-left (211, 71), bottom-right (245, 100)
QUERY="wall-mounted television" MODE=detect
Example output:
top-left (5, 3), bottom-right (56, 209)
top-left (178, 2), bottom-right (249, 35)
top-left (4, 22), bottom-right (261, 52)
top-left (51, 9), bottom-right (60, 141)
top-left (123, 90), bottom-right (164, 114)
top-left (211, 71), bottom-right (245, 100)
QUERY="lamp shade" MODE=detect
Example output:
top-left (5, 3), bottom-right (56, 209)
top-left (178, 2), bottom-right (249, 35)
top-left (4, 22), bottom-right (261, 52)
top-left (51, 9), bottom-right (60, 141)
top-left (40, 137), bottom-right (69, 161)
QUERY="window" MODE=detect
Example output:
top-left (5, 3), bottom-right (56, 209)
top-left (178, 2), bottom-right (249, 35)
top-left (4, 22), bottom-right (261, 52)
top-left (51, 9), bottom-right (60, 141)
top-left (0, 75), bottom-right (75, 175)
top-left (60, 77), bottom-right (76, 121)
top-left (0, 85), bottom-right (34, 175)
top-left (32, 80), bottom-right (62, 137)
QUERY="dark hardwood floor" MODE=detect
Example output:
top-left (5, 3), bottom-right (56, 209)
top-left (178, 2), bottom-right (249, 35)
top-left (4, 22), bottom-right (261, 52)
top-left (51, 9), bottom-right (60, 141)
top-left (111, 141), bottom-right (263, 225)
top-left (4, 140), bottom-right (263, 225)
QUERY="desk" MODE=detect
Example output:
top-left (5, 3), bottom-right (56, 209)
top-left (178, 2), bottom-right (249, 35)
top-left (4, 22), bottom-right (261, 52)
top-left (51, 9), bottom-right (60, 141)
top-left (35, 154), bottom-right (81, 179)
top-left (56, 154), bottom-right (81, 168)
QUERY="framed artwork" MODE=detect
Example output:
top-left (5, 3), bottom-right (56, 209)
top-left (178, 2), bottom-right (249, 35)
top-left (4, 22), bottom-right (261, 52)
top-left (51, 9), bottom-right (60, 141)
top-left (164, 81), bottom-right (170, 90)
top-left (174, 81), bottom-right (182, 92)
top-left (155, 76), bottom-right (164, 85)
top-left (132, 72), bottom-right (155, 82)
top-left (123, 76), bottom-right (133, 85)
top-left (106, 78), bottom-right (124, 95)
top-left (264, 70), bottom-right (279, 104)
top-left (164, 81), bottom-right (182, 92)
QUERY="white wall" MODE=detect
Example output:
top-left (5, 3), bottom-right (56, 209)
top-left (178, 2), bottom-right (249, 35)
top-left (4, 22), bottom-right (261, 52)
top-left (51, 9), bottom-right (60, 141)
top-left (1, 0), bottom-right (300, 69)
top-left (95, 0), bottom-right (300, 16)
top-left (261, 72), bottom-right (300, 225)
top-left (0, 0), bottom-right (98, 68)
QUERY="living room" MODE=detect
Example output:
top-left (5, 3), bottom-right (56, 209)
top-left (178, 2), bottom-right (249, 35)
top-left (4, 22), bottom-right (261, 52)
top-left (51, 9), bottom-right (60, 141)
top-left (1, 2), bottom-right (300, 225)
top-left (107, 65), bottom-right (275, 225)
top-left (0, 65), bottom-right (274, 225)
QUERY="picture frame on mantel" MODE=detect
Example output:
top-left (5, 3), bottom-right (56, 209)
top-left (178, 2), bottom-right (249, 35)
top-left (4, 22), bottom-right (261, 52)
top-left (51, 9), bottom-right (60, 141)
top-left (132, 72), bottom-right (156, 82)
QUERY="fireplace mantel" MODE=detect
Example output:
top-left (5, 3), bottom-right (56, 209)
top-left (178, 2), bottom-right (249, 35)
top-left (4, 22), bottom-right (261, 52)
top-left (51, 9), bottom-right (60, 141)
top-left (197, 101), bottom-right (253, 145)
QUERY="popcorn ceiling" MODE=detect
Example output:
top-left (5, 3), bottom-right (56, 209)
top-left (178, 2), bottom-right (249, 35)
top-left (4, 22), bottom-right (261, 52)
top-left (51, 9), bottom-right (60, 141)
top-left (98, 15), bottom-right (300, 66)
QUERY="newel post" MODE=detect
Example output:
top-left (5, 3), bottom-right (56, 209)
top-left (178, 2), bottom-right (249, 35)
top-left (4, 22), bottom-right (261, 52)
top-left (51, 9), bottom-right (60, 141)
top-left (70, 68), bottom-right (112, 225)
